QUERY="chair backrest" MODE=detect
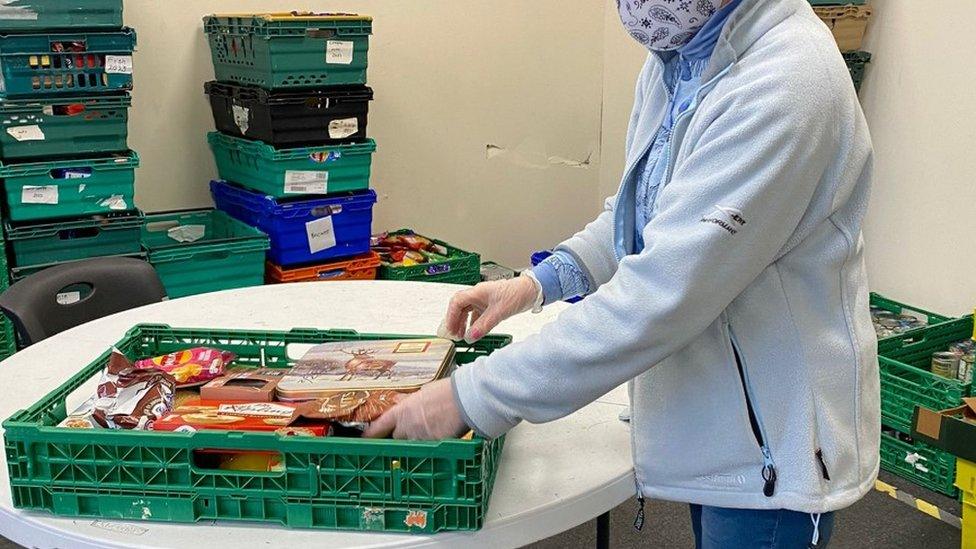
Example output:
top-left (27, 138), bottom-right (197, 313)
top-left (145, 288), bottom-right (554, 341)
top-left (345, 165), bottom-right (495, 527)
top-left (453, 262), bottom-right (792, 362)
top-left (0, 257), bottom-right (167, 345)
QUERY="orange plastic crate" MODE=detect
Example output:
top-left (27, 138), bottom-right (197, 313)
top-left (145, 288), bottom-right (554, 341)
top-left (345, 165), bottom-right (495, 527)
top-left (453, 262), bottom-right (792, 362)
top-left (266, 252), bottom-right (380, 283)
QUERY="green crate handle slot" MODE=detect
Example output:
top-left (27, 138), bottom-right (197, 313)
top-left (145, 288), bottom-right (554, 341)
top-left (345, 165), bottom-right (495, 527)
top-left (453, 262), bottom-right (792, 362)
top-left (5, 213), bottom-right (144, 241)
top-left (0, 151), bottom-right (139, 177)
top-left (0, 94), bottom-right (132, 115)
top-left (208, 132), bottom-right (376, 160)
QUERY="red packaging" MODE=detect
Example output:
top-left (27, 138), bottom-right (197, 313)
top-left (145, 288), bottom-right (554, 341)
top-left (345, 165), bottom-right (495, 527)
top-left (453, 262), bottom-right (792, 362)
top-left (135, 347), bottom-right (236, 386)
top-left (153, 399), bottom-right (331, 435)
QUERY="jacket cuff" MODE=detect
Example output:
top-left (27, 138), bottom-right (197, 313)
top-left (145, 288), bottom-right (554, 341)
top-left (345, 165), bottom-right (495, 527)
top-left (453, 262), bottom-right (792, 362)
top-left (529, 261), bottom-right (563, 306)
top-left (451, 359), bottom-right (518, 439)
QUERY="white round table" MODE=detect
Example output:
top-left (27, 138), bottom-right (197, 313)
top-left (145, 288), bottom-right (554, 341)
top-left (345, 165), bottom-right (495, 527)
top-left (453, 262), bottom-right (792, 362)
top-left (0, 281), bottom-right (634, 548)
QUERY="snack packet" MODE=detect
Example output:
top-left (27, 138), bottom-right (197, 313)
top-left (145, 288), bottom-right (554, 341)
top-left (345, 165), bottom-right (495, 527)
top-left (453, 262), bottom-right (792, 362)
top-left (153, 399), bottom-right (331, 436)
top-left (58, 396), bottom-right (101, 429)
top-left (93, 349), bottom-right (177, 430)
top-left (296, 389), bottom-right (404, 426)
top-left (135, 347), bottom-right (236, 386)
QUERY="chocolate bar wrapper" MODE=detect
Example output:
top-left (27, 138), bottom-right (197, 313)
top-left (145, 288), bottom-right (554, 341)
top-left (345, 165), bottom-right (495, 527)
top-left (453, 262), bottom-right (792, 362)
top-left (93, 349), bottom-right (177, 430)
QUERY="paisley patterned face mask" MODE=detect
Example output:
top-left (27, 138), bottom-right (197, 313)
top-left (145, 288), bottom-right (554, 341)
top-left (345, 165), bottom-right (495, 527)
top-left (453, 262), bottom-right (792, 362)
top-left (617, 0), bottom-right (724, 51)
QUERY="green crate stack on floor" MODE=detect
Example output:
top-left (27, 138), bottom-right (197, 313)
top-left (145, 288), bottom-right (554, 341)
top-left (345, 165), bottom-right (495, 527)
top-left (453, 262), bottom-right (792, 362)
top-left (871, 293), bottom-right (972, 497)
top-left (0, 1), bottom-right (140, 357)
top-left (809, 0), bottom-right (873, 93)
top-left (202, 12), bottom-right (378, 290)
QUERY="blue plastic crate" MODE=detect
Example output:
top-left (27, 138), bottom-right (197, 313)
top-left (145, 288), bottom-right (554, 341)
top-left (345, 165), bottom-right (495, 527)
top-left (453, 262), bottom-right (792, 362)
top-left (210, 180), bottom-right (376, 266)
top-left (530, 249), bottom-right (583, 304)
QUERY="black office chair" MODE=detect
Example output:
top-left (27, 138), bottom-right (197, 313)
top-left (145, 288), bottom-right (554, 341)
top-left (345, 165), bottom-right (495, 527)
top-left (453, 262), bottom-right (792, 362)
top-left (0, 256), bottom-right (167, 345)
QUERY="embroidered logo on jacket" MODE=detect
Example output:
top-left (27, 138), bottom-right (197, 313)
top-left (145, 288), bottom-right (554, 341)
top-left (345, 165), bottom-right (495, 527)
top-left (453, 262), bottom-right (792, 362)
top-left (701, 205), bottom-right (747, 235)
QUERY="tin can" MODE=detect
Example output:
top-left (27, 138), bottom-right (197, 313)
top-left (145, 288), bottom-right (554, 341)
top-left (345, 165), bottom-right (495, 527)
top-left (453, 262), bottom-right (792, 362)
top-left (931, 352), bottom-right (960, 379)
top-left (958, 353), bottom-right (974, 385)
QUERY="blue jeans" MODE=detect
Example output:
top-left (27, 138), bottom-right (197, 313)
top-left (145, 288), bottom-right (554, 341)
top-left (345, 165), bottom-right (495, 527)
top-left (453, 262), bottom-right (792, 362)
top-left (690, 505), bottom-right (835, 548)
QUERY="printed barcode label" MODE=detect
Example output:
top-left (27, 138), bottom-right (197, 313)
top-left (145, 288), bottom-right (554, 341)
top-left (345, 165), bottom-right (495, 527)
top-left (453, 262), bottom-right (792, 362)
top-left (284, 171), bottom-right (328, 194)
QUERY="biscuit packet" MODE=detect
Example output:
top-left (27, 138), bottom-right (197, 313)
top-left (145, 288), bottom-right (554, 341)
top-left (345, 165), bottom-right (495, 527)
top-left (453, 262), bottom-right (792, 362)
top-left (294, 389), bottom-right (405, 429)
top-left (92, 349), bottom-right (177, 430)
top-left (135, 347), bottom-right (236, 387)
top-left (153, 399), bottom-right (331, 436)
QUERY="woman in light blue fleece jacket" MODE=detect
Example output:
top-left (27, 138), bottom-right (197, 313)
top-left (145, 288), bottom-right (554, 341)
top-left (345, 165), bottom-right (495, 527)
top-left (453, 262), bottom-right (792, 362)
top-left (367, 0), bottom-right (877, 546)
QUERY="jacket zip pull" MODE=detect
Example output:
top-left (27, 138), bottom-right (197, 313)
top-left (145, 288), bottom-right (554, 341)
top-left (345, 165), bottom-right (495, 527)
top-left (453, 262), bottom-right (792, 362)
top-left (633, 481), bottom-right (646, 531)
top-left (761, 446), bottom-right (777, 497)
top-left (815, 449), bottom-right (831, 481)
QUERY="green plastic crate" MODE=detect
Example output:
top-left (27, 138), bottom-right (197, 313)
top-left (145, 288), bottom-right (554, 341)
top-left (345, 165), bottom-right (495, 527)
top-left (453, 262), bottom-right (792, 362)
top-left (0, 28), bottom-right (136, 97)
top-left (4, 210), bottom-right (143, 267)
top-left (0, 151), bottom-right (138, 222)
top-left (0, 94), bottom-right (130, 160)
top-left (878, 316), bottom-right (973, 433)
top-left (8, 251), bottom-right (146, 282)
top-left (142, 209), bottom-right (270, 299)
top-left (0, 239), bottom-right (17, 362)
top-left (204, 14), bottom-right (371, 89)
top-left (376, 229), bottom-right (482, 285)
top-left (208, 132), bottom-right (375, 197)
top-left (3, 323), bottom-right (511, 533)
top-left (871, 292), bottom-right (953, 344)
top-left (844, 51), bottom-right (871, 92)
top-left (881, 427), bottom-right (958, 497)
top-left (0, 1), bottom-right (123, 32)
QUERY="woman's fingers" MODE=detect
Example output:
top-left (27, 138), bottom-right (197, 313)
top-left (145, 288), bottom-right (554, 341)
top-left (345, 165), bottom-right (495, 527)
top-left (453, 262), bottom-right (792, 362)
top-left (362, 405), bottom-right (399, 438)
top-left (444, 287), bottom-right (488, 338)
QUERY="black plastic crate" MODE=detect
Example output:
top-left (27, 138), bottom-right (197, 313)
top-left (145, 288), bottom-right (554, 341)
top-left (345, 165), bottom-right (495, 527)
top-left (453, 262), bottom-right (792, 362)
top-left (204, 82), bottom-right (373, 147)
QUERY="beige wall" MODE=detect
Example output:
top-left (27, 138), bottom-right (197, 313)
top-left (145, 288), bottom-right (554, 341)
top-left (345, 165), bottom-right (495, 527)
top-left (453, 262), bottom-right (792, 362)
top-left (125, 0), bottom-right (606, 268)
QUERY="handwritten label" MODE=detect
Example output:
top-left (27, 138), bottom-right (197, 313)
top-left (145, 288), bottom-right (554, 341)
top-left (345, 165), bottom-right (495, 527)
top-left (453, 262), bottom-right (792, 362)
top-left (6, 124), bottom-right (44, 141)
top-left (57, 291), bottom-right (81, 305)
top-left (306, 216), bottom-right (337, 254)
top-left (328, 117), bottom-right (359, 139)
top-left (22, 185), bottom-right (58, 204)
top-left (104, 55), bottom-right (133, 74)
top-left (285, 170), bottom-right (328, 194)
top-left (326, 40), bottom-right (354, 64)
top-left (232, 105), bottom-right (250, 134)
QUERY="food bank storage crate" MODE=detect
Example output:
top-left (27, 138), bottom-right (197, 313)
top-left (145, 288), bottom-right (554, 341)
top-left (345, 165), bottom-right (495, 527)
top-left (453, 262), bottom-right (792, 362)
top-left (376, 229), bottom-right (481, 286)
top-left (844, 51), bottom-right (871, 92)
top-left (880, 427), bottom-right (958, 497)
top-left (2, 323), bottom-right (511, 533)
top-left (878, 316), bottom-right (974, 434)
top-left (0, 243), bottom-right (16, 361)
top-left (210, 179), bottom-right (375, 266)
top-left (208, 132), bottom-right (374, 198)
top-left (870, 292), bottom-right (953, 344)
top-left (205, 82), bottom-right (372, 147)
top-left (0, 151), bottom-right (138, 222)
top-left (0, 28), bottom-right (136, 97)
top-left (141, 209), bottom-right (270, 299)
top-left (267, 251), bottom-right (379, 283)
top-left (204, 13), bottom-right (371, 90)
top-left (4, 210), bottom-right (142, 266)
top-left (8, 251), bottom-right (145, 282)
top-left (0, 94), bottom-right (130, 160)
top-left (813, 5), bottom-right (872, 52)
top-left (0, 0), bottom-right (123, 32)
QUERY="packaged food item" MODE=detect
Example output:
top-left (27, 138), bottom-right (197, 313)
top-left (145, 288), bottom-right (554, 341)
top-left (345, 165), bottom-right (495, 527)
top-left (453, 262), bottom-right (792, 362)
top-left (296, 389), bottom-right (404, 424)
top-left (869, 306), bottom-right (928, 339)
top-left (58, 396), bottom-right (101, 429)
top-left (371, 231), bottom-right (450, 267)
top-left (276, 339), bottom-right (455, 400)
top-left (931, 352), bottom-right (960, 380)
top-left (153, 398), bottom-right (331, 435)
top-left (135, 347), bottom-right (236, 387)
top-left (200, 368), bottom-right (287, 402)
top-left (93, 349), bottom-right (177, 430)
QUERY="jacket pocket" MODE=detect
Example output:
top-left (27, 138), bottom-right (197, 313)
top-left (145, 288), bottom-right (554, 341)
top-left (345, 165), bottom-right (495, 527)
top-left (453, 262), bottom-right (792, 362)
top-left (728, 324), bottom-right (778, 497)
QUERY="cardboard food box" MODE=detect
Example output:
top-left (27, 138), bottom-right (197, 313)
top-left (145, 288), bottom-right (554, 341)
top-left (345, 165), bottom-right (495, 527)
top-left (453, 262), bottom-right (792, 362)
top-left (200, 368), bottom-right (288, 402)
top-left (153, 399), bottom-right (330, 436)
top-left (912, 398), bottom-right (976, 463)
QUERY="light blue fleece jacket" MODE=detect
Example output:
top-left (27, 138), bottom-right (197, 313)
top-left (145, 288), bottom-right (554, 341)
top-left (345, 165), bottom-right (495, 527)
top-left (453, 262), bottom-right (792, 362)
top-left (533, 0), bottom-right (741, 304)
top-left (453, 0), bottom-right (877, 514)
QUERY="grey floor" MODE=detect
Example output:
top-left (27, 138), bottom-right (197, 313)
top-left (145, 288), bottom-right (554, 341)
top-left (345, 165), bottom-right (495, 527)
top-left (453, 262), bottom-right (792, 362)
top-left (0, 472), bottom-right (961, 548)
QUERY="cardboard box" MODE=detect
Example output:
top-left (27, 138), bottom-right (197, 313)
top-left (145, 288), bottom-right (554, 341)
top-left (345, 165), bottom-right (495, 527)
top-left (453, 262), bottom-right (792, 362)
top-left (912, 398), bottom-right (976, 463)
top-left (200, 368), bottom-right (284, 402)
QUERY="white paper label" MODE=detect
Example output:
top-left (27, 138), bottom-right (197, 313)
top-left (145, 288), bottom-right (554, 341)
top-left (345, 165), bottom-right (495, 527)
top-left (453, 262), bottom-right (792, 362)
top-left (326, 40), bottom-right (354, 65)
top-left (56, 291), bottom-right (81, 305)
top-left (167, 224), bottom-right (205, 243)
top-left (42, 105), bottom-right (54, 116)
top-left (328, 117), bottom-right (359, 139)
top-left (232, 105), bottom-right (250, 134)
top-left (306, 216), bottom-right (337, 254)
top-left (7, 124), bottom-right (44, 141)
top-left (284, 170), bottom-right (328, 194)
top-left (99, 195), bottom-right (128, 210)
top-left (0, 4), bottom-right (38, 21)
top-left (104, 55), bottom-right (133, 75)
top-left (22, 185), bottom-right (58, 204)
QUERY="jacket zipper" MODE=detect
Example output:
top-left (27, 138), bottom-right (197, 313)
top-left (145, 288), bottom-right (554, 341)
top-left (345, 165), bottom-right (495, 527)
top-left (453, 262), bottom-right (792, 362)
top-left (729, 326), bottom-right (778, 497)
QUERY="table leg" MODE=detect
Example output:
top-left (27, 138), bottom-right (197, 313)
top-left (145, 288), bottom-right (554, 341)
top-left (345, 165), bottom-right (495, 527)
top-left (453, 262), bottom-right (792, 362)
top-left (596, 511), bottom-right (610, 549)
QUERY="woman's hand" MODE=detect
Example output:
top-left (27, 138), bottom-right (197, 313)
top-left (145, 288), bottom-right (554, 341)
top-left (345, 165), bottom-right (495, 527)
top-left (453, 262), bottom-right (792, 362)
top-left (439, 276), bottom-right (541, 343)
top-left (362, 378), bottom-right (467, 440)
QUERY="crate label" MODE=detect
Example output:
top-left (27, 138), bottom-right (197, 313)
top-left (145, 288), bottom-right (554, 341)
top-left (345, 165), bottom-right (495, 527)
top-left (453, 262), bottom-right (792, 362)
top-left (328, 117), bottom-right (359, 139)
top-left (21, 185), bottom-right (57, 204)
top-left (326, 40), bottom-right (354, 64)
top-left (99, 195), bottom-right (128, 210)
top-left (404, 510), bottom-right (428, 529)
top-left (104, 55), bottom-right (133, 75)
top-left (285, 170), bottom-right (329, 194)
top-left (306, 216), bottom-right (337, 254)
top-left (232, 105), bottom-right (250, 134)
top-left (6, 124), bottom-right (44, 141)
top-left (0, 4), bottom-right (38, 20)
top-left (56, 291), bottom-right (81, 305)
